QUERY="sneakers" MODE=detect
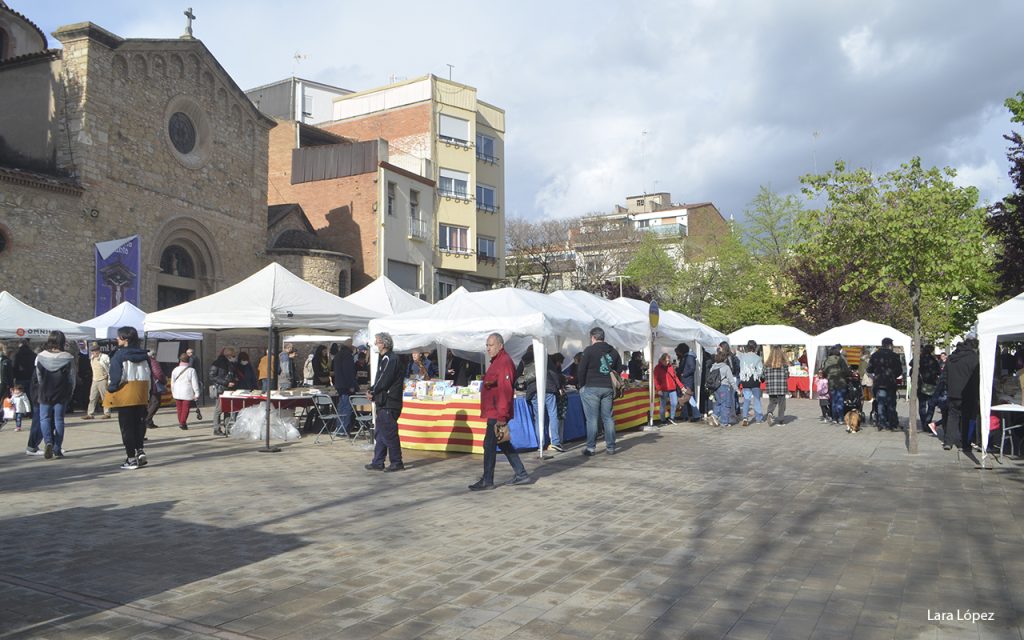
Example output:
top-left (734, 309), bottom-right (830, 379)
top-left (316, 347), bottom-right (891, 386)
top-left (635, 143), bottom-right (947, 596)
top-left (103, 414), bottom-right (112, 419)
top-left (25, 448), bottom-right (43, 456)
top-left (740, 418), bottom-right (749, 427)
top-left (606, 448), bottom-right (618, 455)
top-left (82, 415), bottom-right (94, 420)
top-left (468, 479), bottom-right (495, 491)
top-left (928, 422), bottom-right (939, 436)
top-left (54, 451), bottom-right (65, 459)
top-left (120, 458), bottom-right (139, 470)
top-left (384, 463), bottom-right (406, 472)
top-left (707, 414), bottom-right (721, 427)
top-left (136, 450), bottom-right (148, 468)
top-left (550, 444), bottom-right (565, 453)
top-left (582, 448), bottom-right (596, 457)
top-left (44, 443), bottom-right (53, 459)
top-left (765, 412), bottom-right (773, 425)
top-left (504, 474), bottom-right (530, 486)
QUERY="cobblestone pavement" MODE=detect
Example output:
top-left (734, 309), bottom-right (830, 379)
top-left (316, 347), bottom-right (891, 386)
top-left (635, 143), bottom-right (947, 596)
top-left (1, 398), bottom-right (1022, 640)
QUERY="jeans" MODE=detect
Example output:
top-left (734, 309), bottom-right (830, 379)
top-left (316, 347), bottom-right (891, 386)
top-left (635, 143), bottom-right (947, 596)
top-left (714, 386), bottom-right (735, 424)
top-left (918, 393), bottom-right (936, 429)
top-left (741, 386), bottom-right (764, 421)
top-left (659, 390), bottom-right (678, 422)
top-left (372, 407), bottom-right (402, 466)
top-left (830, 387), bottom-right (846, 422)
top-left (580, 386), bottom-right (616, 451)
top-left (482, 418), bottom-right (527, 483)
top-left (38, 402), bottom-right (66, 453)
top-left (532, 393), bottom-right (561, 447)
top-left (874, 387), bottom-right (897, 429)
top-left (336, 394), bottom-right (354, 435)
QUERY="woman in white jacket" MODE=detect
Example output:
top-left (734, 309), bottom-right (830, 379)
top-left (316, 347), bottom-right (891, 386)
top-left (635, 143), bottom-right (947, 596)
top-left (170, 353), bottom-right (201, 430)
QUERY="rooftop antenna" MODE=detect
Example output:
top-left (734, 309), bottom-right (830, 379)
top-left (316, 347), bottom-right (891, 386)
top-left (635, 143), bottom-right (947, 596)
top-left (446, 63), bottom-right (454, 81)
top-left (812, 130), bottom-right (821, 173)
top-left (292, 51), bottom-right (308, 77)
top-left (641, 129), bottom-right (648, 195)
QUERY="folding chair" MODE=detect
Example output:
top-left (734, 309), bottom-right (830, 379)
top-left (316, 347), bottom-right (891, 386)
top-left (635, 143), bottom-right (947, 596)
top-left (351, 399), bottom-right (374, 444)
top-left (311, 394), bottom-right (346, 444)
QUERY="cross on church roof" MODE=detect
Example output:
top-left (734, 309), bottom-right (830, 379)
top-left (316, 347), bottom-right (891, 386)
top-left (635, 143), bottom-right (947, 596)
top-left (182, 7), bottom-right (196, 39)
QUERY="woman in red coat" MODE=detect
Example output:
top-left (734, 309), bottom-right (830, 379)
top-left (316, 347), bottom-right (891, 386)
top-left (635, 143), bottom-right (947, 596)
top-left (653, 353), bottom-right (684, 425)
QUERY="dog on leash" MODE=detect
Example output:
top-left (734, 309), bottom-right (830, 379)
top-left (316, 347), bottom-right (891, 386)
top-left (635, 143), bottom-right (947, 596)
top-left (845, 409), bottom-right (863, 434)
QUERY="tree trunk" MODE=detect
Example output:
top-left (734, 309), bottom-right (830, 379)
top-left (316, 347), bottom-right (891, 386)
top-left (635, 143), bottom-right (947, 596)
top-left (908, 283), bottom-right (921, 455)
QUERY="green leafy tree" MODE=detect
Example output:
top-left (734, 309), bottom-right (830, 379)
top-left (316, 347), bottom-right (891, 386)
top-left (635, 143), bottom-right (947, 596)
top-left (799, 158), bottom-right (993, 453)
top-left (623, 235), bottom-right (678, 298)
top-left (987, 90), bottom-right (1024, 298)
top-left (742, 185), bottom-right (802, 287)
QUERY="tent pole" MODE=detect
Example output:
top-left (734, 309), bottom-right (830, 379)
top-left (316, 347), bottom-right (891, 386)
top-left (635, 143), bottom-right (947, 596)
top-left (259, 327), bottom-right (281, 453)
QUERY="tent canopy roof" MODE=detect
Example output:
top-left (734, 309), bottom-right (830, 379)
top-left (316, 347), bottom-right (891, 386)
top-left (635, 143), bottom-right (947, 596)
top-left (81, 301), bottom-right (200, 341)
top-left (145, 263), bottom-right (380, 333)
top-left (613, 297), bottom-right (725, 351)
top-left (0, 291), bottom-right (91, 339)
top-left (729, 324), bottom-right (812, 347)
top-left (344, 276), bottom-right (430, 316)
top-left (978, 291), bottom-right (1024, 341)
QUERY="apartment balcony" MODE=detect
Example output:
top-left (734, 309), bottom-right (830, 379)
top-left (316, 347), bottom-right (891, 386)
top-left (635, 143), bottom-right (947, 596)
top-left (408, 217), bottom-right (429, 241)
top-left (640, 223), bottom-right (688, 237)
top-left (476, 150), bottom-right (500, 164)
top-left (438, 188), bottom-right (473, 203)
top-left (476, 202), bottom-right (499, 214)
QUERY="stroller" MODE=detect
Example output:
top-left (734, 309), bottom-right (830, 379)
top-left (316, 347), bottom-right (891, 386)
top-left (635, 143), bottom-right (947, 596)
top-left (844, 374), bottom-right (864, 418)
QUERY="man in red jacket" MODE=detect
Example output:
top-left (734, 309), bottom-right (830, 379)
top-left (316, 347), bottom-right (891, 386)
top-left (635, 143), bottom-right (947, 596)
top-left (469, 333), bottom-right (529, 491)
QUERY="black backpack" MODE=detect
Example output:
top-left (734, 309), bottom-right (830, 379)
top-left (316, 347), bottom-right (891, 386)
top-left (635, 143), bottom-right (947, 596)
top-left (703, 367), bottom-right (722, 393)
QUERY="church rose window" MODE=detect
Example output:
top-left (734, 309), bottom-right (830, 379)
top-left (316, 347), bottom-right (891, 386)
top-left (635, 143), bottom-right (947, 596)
top-left (168, 112), bottom-right (197, 154)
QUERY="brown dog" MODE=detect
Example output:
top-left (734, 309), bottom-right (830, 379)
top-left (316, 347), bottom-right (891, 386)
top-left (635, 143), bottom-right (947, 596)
top-left (845, 409), bottom-right (863, 433)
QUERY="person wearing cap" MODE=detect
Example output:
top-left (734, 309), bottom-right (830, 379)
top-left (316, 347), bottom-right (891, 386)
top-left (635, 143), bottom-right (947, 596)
top-left (736, 340), bottom-right (765, 426)
top-left (83, 343), bottom-right (112, 420)
top-left (867, 338), bottom-right (903, 431)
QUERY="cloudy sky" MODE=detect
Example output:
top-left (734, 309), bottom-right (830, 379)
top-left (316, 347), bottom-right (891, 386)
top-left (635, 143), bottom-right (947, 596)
top-left (24, 0), bottom-right (1024, 222)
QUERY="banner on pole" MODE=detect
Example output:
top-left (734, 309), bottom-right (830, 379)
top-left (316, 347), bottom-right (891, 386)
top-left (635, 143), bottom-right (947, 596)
top-left (95, 235), bottom-right (141, 315)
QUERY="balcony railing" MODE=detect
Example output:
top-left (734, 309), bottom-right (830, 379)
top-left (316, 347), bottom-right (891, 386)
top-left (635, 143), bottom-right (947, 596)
top-left (476, 202), bottom-right (499, 214)
top-left (438, 188), bottom-right (472, 202)
top-left (641, 223), bottom-right (688, 237)
top-left (476, 151), bottom-right (500, 164)
top-left (438, 134), bottom-right (471, 148)
top-left (409, 217), bottom-right (429, 240)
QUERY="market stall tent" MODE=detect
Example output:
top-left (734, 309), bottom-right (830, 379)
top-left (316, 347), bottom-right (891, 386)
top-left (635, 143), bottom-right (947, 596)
top-left (978, 291), bottom-right (1024, 464)
top-left (729, 324), bottom-right (812, 354)
top-left (807, 320), bottom-right (911, 396)
top-left (0, 291), bottom-right (91, 339)
top-left (612, 297), bottom-right (726, 352)
top-left (344, 276), bottom-right (431, 315)
top-left (145, 263), bottom-right (380, 451)
top-left (81, 301), bottom-right (201, 341)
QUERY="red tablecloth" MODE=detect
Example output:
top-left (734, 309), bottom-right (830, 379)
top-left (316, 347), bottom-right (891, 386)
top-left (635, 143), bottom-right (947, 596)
top-left (218, 394), bottom-right (314, 413)
top-left (788, 376), bottom-right (810, 393)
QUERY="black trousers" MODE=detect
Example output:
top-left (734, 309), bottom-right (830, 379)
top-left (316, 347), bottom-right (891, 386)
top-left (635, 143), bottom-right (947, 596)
top-left (944, 398), bottom-right (978, 451)
top-left (118, 405), bottom-right (148, 458)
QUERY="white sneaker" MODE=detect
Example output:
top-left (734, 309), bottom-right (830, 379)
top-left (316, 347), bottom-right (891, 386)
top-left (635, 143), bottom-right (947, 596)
top-left (120, 458), bottom-right (139, 470)
top-left (25, 448), bottom-right (44, 456)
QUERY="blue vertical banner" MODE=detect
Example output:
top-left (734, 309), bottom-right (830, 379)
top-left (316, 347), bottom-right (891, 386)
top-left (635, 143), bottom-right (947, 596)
top-left (95, 235), bottom-right (141, 315)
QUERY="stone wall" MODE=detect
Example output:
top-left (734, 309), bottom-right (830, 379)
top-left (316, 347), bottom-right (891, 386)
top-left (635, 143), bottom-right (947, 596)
top-left (268, 250), bottom-right (353, 297)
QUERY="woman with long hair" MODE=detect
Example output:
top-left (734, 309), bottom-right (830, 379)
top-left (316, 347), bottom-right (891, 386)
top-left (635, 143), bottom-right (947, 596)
top-left (764, 346), bottom-right (790, 425)
top-left (34, 330), bottom-right (76, 459)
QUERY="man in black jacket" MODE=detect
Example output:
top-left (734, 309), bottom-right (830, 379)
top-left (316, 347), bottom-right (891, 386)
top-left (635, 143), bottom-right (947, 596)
top-left (867, 337), bottom-right (903, 431)
top-left (333, 341), bottom-right (357, 436)
top-left (912, 344), bottom-right (942, 432)
top-left (365, 332), bottom-right (404, 472)
top-left (578, 327), bottom-right (622, 456)
top-left (208, 347), bottom-right (238, 435)
top-left (941, 336), bottom-right (980, 454)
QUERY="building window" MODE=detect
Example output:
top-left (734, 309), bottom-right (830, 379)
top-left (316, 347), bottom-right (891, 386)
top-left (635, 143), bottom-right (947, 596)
top-left (159, 245), bottom-right (196, 278)
top-left (410, 189), bottom-right (419, 219)
top-left (168, 112), bottom-right (197, 154)
top-left (439, 169), bottom-right (469, 199)
top-left (439, 224), bottom-right (470, 254)
top-left (387, 182), bottom-right (396, 216)
top-left (388, 259), bottom-right (420, 294)
top-left (476, 183), bottom-right (497, 213)
top-left (438, 280), bottom-right (456, 300)
top-left (477, 235), bottom-right (496, 258)
top-left (302, 94), bottom-right (313, 118)
top-left (476, 133), bottom-right (498, 163)
top-left (439, 114), bottom-right (470, 145)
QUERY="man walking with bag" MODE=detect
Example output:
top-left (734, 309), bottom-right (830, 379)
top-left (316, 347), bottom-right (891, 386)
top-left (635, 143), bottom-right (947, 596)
top-left (469, 333), bottom-right (529, 490)
top-left (578, 326), bottom-right (622, 456)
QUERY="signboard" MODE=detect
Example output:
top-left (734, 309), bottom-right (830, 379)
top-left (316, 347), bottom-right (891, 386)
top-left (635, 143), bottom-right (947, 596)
top-left (95, 235), bottom-right (141, 315)
top-left (649, 300), bottom-right (660, 328)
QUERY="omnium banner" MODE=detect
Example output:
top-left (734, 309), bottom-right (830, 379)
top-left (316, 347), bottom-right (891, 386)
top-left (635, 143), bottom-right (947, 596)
top-left (95, 235), bottom-right (141, 315)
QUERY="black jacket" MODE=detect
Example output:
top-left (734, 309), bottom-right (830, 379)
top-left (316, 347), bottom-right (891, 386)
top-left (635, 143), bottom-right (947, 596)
top-left (943, 345), bottom-right (979, 404)
top-left (370, 351), bottom-right (403, 412)
top-left (333, 346), bottom-right (357, 395)
top-left (867, 347), bottom-right (902, 389)
top-left (34, 350), bottom-right (76, 405)
top-left (578, 341), bottom-right (621, 389)
top-left (208, 355), bottom-right (238, 389)
top-left (13, 345), bottom-right (36, 382)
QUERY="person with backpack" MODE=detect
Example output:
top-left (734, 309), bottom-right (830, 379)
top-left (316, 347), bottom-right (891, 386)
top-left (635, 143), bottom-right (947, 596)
top-left (705, 351), bottom-right (736, 427)
top-left (106, 326), bottom-right (152, 469)
top-left (578, 326), bottom-right (622, 456)
top-left (866, 337), bottom-right (903, 431)
top-left (33, 330), bottom-right (76, 459)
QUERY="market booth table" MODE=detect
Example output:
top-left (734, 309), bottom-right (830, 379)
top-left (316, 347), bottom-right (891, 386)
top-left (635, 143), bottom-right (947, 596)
top-left (397, 387), bottom-right (651, 453)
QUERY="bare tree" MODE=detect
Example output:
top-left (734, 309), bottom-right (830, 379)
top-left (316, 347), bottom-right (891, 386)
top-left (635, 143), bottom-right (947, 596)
top-left (504, 217), bottom-right (574, 292)
top-left (569, 216), bottom-right (644, 294)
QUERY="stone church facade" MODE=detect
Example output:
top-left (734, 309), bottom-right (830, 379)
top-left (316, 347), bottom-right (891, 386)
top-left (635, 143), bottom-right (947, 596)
top-left (0, 3), bottom-right (275, 322)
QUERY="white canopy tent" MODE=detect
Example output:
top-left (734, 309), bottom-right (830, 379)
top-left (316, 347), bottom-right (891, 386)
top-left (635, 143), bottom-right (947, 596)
top-left (0, 291), bottom-right (92, 340)
top-left (612, 297), bottom-right (726, 353)
top-left (81, 301), bottom-right (201, 341)
top-left (549, 290), bottom-right (651, 353)
top-left (145, 263), bottom-right (381, 450)
top-left (808, 320), bottom-right (912, 397)
top-left (370, 287), bottom-right (604, 457)
top-left (978, 291), bottom-right (1024, 465)
top-left (343, 275), bottom-right (431, 315)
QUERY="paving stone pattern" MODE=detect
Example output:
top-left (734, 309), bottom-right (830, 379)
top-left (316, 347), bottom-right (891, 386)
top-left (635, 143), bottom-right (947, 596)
top-left (1, 398), bottom-right (1022, 640)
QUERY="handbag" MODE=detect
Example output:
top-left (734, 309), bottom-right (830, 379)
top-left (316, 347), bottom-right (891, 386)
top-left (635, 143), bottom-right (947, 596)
top-left (677, 385), bottom-right (693, 405)
top-left (494, 421), bottom-right (511, 443)
top-left (103, 380), bottom-right (150, 408)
